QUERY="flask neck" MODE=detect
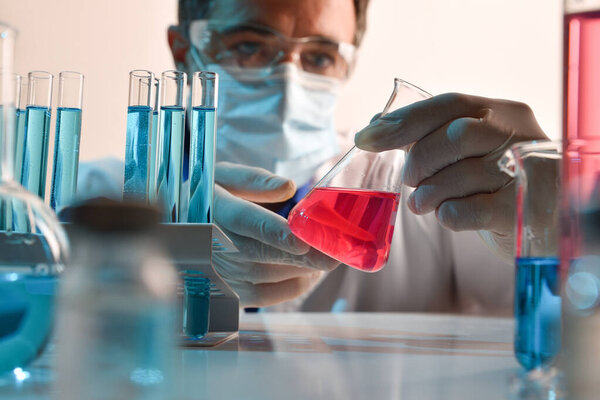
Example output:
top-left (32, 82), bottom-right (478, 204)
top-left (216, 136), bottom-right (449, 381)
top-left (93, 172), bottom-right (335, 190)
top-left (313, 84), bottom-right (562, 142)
top-left (0, 104), bottom-right (16, 183)
top-left (1, 24), bottom-right (16, 183)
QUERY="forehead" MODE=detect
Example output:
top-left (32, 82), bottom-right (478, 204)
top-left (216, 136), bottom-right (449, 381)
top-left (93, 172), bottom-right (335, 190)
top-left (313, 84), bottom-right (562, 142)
top-left (207, 0), bottom-right (356, 43)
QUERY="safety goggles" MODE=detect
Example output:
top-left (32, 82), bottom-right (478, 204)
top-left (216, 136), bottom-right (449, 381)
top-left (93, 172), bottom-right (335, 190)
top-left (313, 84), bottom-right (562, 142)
top-left (189, 20), bottom-right (356, 80)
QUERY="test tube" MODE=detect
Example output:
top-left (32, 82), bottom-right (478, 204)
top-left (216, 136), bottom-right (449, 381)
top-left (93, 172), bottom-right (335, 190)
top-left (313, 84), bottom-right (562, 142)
top-left (14, 76), bottom-right (27, 183)
top-left (0, 25), bottom-right (16, 230)
top-left (181, 272), bottom-right (211, 338)
top-left (187, 71), bottom-right (218, 223)
top-left (148, 77), bottom-right (160, 202)
top-left (123, 70), bottom-right (153, 202)
top-left (50, 71), bottom-right (84, 213)
top-left (21, 71), bottom-right (53, 198)
top-left (156, 70), bottom-right (186, 222)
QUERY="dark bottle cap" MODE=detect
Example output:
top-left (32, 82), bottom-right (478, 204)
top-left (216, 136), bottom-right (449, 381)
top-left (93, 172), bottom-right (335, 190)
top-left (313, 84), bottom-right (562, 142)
top-left (64, 198), bottom-right (161, 233)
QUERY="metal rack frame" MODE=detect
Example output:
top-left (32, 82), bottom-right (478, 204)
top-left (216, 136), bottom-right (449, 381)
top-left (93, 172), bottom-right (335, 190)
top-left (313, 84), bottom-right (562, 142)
top-left (159, 223), bottom-right (239, 347)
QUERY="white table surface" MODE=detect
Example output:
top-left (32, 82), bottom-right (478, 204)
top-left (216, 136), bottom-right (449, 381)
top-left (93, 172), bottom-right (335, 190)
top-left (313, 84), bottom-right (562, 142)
top-left (1, 313), bottom-right (522, 400)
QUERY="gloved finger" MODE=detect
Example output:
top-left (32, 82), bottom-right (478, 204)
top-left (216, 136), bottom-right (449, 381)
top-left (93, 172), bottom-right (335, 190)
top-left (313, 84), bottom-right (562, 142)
top-left (370, 112), bottom-right (382, 123)
top-left (407, 156), bottom-right (512, 215)
top-left (435, 182), bottom-right (515, 234)
top-left (213, 253), bottom-right (318, 285)
top-left (222, 229), bottom-right (340, 271)
top-left (215, 161), bottom-right (296, 203)
top-left (401, 115), bottom-right (515, 187)
top-left (228, 273), bottom-right (323, 308)
top-left (215, 185), bottom-right (310, 255)
top-left (354, 93), bottom-right (490, 152)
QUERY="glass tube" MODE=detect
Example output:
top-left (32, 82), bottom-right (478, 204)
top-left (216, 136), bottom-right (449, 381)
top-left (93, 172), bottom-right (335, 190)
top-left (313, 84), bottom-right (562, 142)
top-left (9, 74), bottom-right (20, 174)
top-left (21, 71), bottom-right (53, 198)
top-left (0, 26), bottom-right (17, 231)
top-left (156, 70), bottom-right (186, 222)
top-left (14, 76), bottom-right (27, 183)
top-left (0, 28), bottom-right (16, 183)
top-left (187, 71), bottom-right (218, 223)
top-left (50, 71), bottom-right (84, 214)
top-left (148, 77), bottom-right (160, 202)
top-left (123, 70), bottom-right (153, 203)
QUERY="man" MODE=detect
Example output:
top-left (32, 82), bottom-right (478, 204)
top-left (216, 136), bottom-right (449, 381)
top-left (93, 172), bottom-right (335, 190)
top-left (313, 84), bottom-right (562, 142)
top-left (163, 0), bottom-right (548, 312)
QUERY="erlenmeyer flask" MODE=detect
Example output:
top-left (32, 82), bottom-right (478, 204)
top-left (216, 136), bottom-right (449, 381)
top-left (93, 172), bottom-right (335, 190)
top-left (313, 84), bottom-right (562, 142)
top-left (0, 23), bottom-right (68, 383)
top-left (288, 79), bottom-right (431, 272)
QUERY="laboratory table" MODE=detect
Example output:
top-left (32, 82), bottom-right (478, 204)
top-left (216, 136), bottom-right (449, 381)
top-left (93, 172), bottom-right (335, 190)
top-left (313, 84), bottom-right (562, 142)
top-left (1, 313), bottom-right (522, 400)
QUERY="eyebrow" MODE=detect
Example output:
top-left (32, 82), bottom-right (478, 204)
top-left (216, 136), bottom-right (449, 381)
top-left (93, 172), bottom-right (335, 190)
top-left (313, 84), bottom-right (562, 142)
top-left (219, 21), bottom-right (343, 46)
top-left (220, 24), bottom-right (273, 36)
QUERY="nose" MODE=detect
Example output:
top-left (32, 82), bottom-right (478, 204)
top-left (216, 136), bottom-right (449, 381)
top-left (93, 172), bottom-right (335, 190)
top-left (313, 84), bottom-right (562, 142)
top-left (278, 46), bottom-right (301, 65)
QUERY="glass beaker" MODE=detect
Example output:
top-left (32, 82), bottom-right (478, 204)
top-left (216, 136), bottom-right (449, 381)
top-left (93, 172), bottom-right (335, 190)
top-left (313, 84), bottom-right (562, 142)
top-left (562, 3), bottom-right (600, 397)
top-left (288, 78), bottom-right (431, 272)
top-left (561, 139), bottom-right (600, 400)
top-left (499, 140), bottom-right (562, 372)
top-left (0, 23), bottom-right (68, 383)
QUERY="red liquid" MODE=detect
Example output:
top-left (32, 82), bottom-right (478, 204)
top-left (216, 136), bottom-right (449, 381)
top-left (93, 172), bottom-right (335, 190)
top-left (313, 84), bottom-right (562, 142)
top-left (563, 9), bottom-right (600, 265)
top-left (288, 187), bottom-right (400, 272)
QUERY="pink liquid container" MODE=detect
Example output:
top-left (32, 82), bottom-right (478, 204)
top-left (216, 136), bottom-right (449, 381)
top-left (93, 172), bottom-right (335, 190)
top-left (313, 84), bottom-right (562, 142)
top-left (562, 2), bottom-right (600, 399)
top-left (288, 79), bottom-right (431, 272)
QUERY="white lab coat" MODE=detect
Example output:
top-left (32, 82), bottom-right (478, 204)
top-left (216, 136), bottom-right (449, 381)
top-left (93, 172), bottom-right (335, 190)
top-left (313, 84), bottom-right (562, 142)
top-left (78, 142), bottom-right (514, 316)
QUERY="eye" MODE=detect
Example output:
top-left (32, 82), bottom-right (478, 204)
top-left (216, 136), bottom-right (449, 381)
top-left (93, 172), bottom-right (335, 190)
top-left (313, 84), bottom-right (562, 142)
top-left (303, 51), bottom-right (336, 70)
top-left (232, 41), bottom-right (262, 56)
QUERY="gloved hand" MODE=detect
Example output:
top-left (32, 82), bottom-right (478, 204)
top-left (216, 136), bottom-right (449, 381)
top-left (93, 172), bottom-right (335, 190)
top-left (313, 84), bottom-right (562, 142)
top-left (213, 162), bottom-right (340, 308)
top-left (354, 93), bottom-right (549, 259)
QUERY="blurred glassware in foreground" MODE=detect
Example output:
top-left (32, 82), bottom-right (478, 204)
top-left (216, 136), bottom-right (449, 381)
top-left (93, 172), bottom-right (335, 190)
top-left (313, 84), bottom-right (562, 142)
top-left (0, 22), bottom-right (68, 384)
top-left (55, 200), bottom-right (177, 400)
top-left (562, 1), bottom-right (600, 398)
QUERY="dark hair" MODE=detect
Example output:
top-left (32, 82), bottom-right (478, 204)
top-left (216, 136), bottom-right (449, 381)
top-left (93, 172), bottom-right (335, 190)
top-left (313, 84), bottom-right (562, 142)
top-left (178, 0), bottom-right (370, 46)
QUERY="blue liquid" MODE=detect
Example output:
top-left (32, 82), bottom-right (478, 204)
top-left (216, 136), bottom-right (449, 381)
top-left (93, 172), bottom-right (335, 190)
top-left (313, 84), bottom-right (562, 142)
top-left (14, 109), bottom-right (26, 183)
top-left (0, 231), bottom-right (60, 375)
top-left (0, 274), bottom-right (57, 374)
top-left (187, 106), bottom-right (216, 223)
top-left (156, 106), bottom-right (185, 222)
top-left (148, 110), bottom-right (159, 201)
top-left (182, 274), bottom-right (210, 338)
top-left (21, 106), bottom-right (51, 198)
top-left (514, 257), bottom-right (562, 370)
top-left (50, 107), bottom-right (82, 213)
top-left (123, 105), bottom-right (152, 202)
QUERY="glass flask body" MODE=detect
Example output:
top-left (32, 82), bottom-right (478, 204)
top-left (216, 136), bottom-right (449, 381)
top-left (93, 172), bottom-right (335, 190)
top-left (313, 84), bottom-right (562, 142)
top-left (0, 23), bottom-right (68, 383)
top-left (288, 78), bottom-right (431, 272)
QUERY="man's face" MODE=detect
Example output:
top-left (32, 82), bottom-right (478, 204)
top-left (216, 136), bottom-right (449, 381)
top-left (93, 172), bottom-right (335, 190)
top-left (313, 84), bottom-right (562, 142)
top-left (177, 0), bottom-right (356, 73)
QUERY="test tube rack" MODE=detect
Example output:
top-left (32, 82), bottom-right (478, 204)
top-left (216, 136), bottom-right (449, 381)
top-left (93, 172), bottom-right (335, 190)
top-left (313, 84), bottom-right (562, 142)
top-left (159, 223), bottom-right (239, 347)
top-left (62, 222), bottom-right (240, 347)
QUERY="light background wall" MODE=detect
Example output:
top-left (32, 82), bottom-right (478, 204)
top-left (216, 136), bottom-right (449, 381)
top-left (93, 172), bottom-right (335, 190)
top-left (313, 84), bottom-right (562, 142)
top-left (1, 0), bottom-right (563, 165)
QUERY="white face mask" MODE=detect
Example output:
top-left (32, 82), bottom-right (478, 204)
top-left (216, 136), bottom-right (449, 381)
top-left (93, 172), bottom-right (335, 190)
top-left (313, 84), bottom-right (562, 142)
top-left (189, 48), bottom-right (341, 185)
